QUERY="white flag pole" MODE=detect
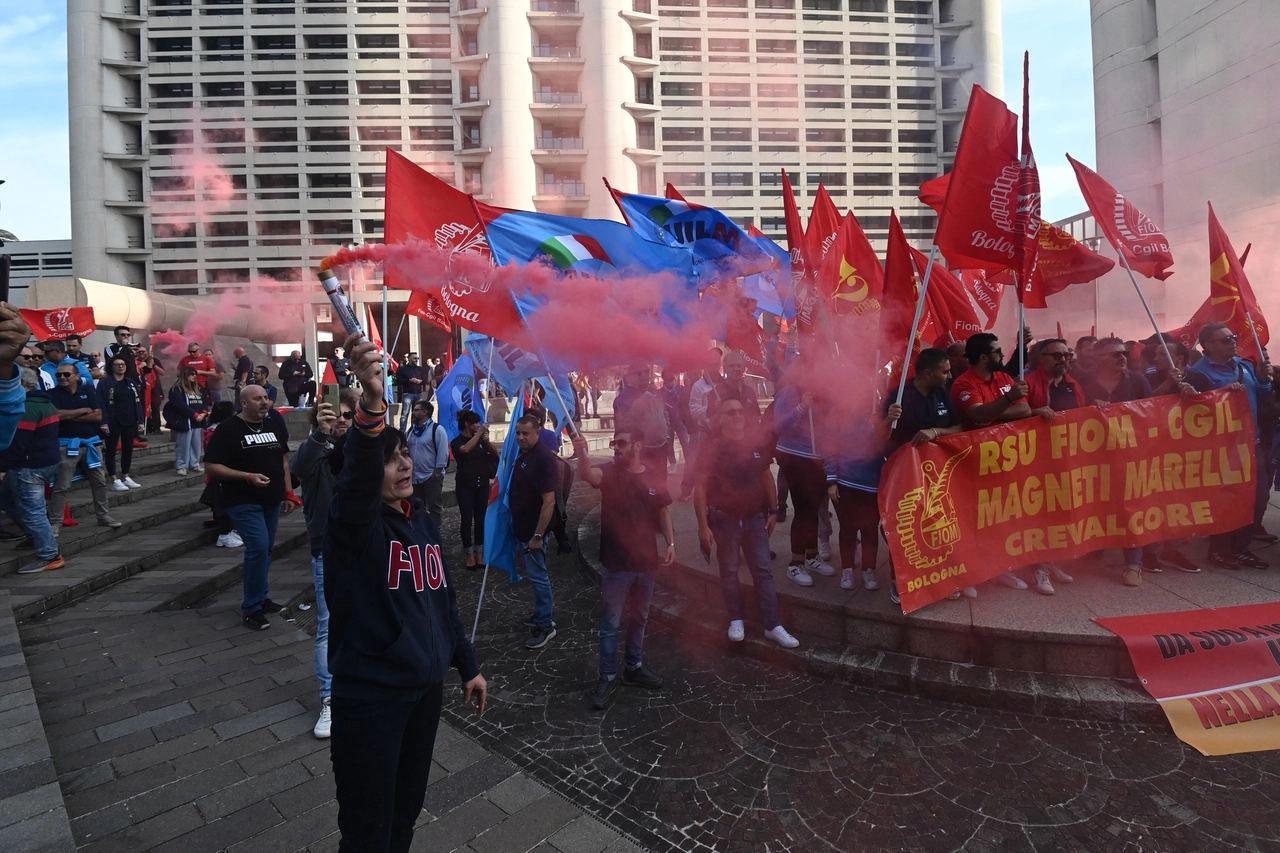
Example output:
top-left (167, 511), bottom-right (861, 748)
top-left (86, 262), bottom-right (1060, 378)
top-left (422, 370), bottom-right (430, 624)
top-left (891, 243), bottom-right (938, 428)
top-left (1115, 248), bottom-right (1176, 370)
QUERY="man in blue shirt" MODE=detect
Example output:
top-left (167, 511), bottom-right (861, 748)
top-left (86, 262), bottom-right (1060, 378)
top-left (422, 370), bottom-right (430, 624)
top-left (37, 339), bottom-right (92, 390)
top-left (405, 398), bottom-right (449, 529)
top-left (47, 366), bottom-right (121, 531)
top-left (1186, 322), bottom-right (1273, 569)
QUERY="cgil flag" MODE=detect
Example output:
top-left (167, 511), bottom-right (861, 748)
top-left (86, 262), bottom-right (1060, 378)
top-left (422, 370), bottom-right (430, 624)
top-left (20, 307), bottom-right (96, 341)
top-left (434, 353), bottom-right (485, 443)
top-left (1067, 154), bottom-right (1175, 280)
top-left (484, 395), bottom-right (526, 582)
top-left (805, 184), bottom-right (843, 275)
top-left (880, 211), bottom-right (927, 379)
top-left (1205, 202), bottom-right (1269, 363)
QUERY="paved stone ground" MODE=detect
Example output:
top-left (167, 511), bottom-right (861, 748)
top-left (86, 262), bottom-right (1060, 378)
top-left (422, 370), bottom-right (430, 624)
top-left (438, 483), bottom-right (1280, 853)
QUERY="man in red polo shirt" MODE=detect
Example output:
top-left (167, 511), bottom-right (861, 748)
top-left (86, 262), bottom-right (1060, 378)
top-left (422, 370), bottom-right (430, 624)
top-left (178, 342), bottom-right (217, 389)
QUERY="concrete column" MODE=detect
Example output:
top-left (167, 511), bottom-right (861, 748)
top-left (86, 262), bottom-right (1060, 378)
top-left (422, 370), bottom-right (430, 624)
top-left (483, 2), bottom-right (537, 209)
top-left (581, 0), bottom-right (634, 217)
top-left (67, 0), bottom-right (108, 282)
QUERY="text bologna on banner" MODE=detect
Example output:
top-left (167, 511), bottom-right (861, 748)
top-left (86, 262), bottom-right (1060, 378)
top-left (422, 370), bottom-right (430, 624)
top-left (878, 389), bottom-right (1257, 614)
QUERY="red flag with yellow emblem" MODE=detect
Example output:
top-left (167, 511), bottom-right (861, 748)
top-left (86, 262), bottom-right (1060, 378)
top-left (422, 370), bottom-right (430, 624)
top-left (818, 212), bottom-right (883, 317)
top-left (1206, 202), bottom-right (1268, 362)
top-left (881, 212), bottom-right (927, 379)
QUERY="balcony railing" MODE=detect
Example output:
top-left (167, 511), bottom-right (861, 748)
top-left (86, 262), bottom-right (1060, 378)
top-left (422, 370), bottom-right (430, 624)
top-left (533, 44), bottom-right (580, 57)
top-left (532, 0), bottom-right (578, 10)
top-left (534, 91), bottom-right (581, 103)
top-left (458, 0), bottom-right (479, 8)
top-left (536, 137), bottom-right (583, 149)
top-left (538, 180), bottom-right (586, 196)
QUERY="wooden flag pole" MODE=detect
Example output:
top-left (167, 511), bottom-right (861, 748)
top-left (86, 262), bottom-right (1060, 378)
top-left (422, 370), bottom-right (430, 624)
top-left (891, 243), bottom-right (939, 428)
top-left (1115, 249), bottom-right (1176, 370)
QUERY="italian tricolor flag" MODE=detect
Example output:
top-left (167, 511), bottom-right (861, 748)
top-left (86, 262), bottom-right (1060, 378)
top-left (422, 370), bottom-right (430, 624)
top-left (537, 234), bottom-right (613, 270)
top-left (645, 200), bottom-right (688, 226)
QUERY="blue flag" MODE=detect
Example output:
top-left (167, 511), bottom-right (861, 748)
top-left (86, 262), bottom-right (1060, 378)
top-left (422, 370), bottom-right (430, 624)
top-left (534, 375), bottom-right (576, 436)
top-left (743, 233), bottom-right (794, 319)
top-left (464, 333), bottom-right (548, 396)
top-left (435, 354), bottom-right (485, 443)
top-left (484, 395), bottom-right (525, 582)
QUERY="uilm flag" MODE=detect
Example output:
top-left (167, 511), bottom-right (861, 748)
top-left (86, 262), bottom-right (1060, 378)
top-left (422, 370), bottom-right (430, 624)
top-left (1067, 154), bottom-right (1174, 280)
top-left (383, 149), bottom-right (527, 339)
top-left (21, 307), bottom-right (96, 341)
top-left (880, 211), bottom-right (926, 379)
top-left (818, 212), bottom-right (884, 318)
top-left (805, 185), bottom-right (842, 273)
top-left (932, 85), bottom-right (1021, 273)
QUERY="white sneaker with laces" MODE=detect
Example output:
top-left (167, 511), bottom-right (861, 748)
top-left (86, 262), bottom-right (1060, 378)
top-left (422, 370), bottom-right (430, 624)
top-left (110, 479), bottom-right (129, 492)
top-left (764, 625), bottom-right (800, 649)
top-left (840, 568), bottom-right (855, 590)
top-left (216, 533), bottom-right (235, 548)
top-left (176, 468), bottom-right (187, 477)
top-left (193, 464), bottom-right (204, 473)
top-left (818, 540), bottom-right (832, 562)
top-left (225, 530), bottom-right (244, 548)
top-left (787, 563), bottom-right (814, 587)
top-left (1049, 566), bottom-right (1074, 584)
top-left (995, 573), bottom-right (1028, 590)
top-left (863, 568), bottom-right (880, 591)
top-left (123, 476), bottom-right (141, 489)
top-left (1033, 568), bottom-right (1055, 596)
top-left (727, 620), bottom-right (745, 642)
top-left (806, 556), bottom-right (836, 577)
top-left (313, 698), bottom-right (332, 739)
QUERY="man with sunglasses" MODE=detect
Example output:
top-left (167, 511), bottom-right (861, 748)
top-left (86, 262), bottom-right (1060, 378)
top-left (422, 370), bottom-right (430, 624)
top-left (47, 364), bottom-right (122, 531)
top-left (1187, 323), bottom-right (1274, 569)
top-left (37, 339), bottom-right (92, 391)
top-left (572, 427), bottom-right (675, 710)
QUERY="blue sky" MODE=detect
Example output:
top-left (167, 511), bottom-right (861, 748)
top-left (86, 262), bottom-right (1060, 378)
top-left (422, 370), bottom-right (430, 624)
top-left (0, 0), bottom-right (1095, 241)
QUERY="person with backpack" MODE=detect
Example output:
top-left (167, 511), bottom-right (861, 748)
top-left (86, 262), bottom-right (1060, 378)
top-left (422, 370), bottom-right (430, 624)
top-left (406, 397), bottom-right (449, 530)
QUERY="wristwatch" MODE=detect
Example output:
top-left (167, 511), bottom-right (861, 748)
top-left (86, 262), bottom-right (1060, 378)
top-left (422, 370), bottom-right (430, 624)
top-left (767, 508), bottom-right (780, 516)
top-left (531, 534), bottom-right (544, 541)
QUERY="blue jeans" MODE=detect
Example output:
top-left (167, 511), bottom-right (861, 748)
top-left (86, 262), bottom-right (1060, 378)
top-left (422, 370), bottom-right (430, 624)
top-left (312, 554), bottom-right (332, 698)
top-left (174, 428), bottom-right (203, 470)
top-left (1122, 547), bottom-right (1144, 566)
top-left (227, 502), bottom-right (281, 615)
top-left (399, 393), bottom-right (421, 431)
top-left (518, 544), bottom-right (554, 627)
top-left (707, 509), bottom-right (780, 630)
top-left (599, 569), bottom-right (655, 677)
top-left (1, 464), bottom-right (60, 560)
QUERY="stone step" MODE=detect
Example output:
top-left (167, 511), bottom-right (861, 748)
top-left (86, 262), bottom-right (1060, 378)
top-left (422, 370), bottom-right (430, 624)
top-left (63, 465), bottom-right (207, 517)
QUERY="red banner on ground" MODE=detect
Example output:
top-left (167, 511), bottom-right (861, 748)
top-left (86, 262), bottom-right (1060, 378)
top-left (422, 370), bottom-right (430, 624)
top-left (879, 389), bottom-right (1256, 614)
top-left (1097, 602), bottom-right (1280, 755)
top-left (20, 307), bottom-right (96, 340)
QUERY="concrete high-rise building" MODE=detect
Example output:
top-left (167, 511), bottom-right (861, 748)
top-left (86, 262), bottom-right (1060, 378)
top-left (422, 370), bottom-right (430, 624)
top-left (67, 0), bottom-right (1002, 316)
top-left (1071, 0), bottom-right (1280, 336)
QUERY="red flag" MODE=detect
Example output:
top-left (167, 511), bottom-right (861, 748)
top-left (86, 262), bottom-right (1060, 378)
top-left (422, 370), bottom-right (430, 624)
top-left (1014, 52), bottom-right (1042, 302)
top-left (881, 212), bottom-right (926, 378)
top-left (725, 297), bottom-right (769, 377)
top-left (365, 305), bottom-right (401, 372)
top-left (918, 174), bottom-right (948, 212)
top-left (406, 290), bottom-right (451, 332)
top-left (320, 359), bottom-right (337, 386)
top-left (1207, 202), bottom-right (1269, 361)
top-left (781, 169), bottom-right (819, 336)
top-left (664, 182), bottom-right (687, 202)
top-left (908, 245), bottom-right (983, 344)
top-left (806, 184), bottom-right (842, 273)
top-left (1025, 220), bottom-right (1114, 308)
top-left (1067, 154), bottom-right (1174, 280)
top-left (818, 212), bottom-right (884, 317)
top-left (20, 307), bottom-right (95, 341)
top-left (933, 85), bottom-right (1021, 273)
top-left (383, 149), bottom-right (525, 339)
top-left (959, 270), bottom-right (1003, 330)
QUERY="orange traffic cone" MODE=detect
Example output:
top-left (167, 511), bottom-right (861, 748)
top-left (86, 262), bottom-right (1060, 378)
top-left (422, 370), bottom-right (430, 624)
top-left (62, 503), bottom-right (78, 528)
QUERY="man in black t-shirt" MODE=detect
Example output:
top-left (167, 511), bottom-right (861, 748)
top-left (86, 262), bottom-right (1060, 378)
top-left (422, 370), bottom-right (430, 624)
top-left (886, 348), bottom-right (963, 458)
top-left (573, 428), bottom-right (674, 710)
top-left (205, 383), bottom-right (297, 630)
top-left (508, 414), bottom-right (558, 649)
top-left (47, 367), bottom-right (120, 530)
top-left (693, 397), bottom-right (799, 650)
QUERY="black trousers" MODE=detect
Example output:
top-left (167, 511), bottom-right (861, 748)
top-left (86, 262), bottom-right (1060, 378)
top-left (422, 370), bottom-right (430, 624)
top-left (775, 451), bottom-right (825, 556)
top-left (456, 480), bottom-right (489, 551)
top-left (331, 684), bottom-right (444, 853)
top-left (833, 485), bottom-right (881, 570)
top-left (104, 423), bottom-right (138, 477)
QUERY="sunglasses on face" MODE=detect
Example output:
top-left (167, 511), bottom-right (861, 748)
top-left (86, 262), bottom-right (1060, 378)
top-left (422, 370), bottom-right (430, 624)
top-left (338, 410), bottom-right (355, 420)
top-left (1211, 334), bottom-right (1239, 344)
top-left (1043, 352), bottom-right (1070, 361)
top-left (610, 438), bottom-right (630, 448)
top-left (56, 372), bottom-right (74, 378)
top-left (20, 354), bottom-right (37, 360)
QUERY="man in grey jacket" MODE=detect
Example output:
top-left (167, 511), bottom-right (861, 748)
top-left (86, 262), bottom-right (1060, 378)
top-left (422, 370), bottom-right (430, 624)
top-left (290, 391), bottom-right (356, 739)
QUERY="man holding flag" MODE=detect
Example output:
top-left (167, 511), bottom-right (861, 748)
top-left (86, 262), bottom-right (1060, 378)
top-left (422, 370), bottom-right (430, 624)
top-left (508, 413), bottom-right (560, 649)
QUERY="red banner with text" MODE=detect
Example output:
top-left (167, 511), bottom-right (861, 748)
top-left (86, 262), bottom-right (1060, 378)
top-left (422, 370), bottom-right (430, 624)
top-left (1097, 602), bottom-right (1280, 755)
top-left (20, 307), bottom-right (96, 341)
top-left (879, 390), bottom-right (1256, 614)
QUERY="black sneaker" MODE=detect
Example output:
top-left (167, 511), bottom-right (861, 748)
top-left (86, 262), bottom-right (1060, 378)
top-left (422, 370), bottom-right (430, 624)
top-left (591, 676), bottom-right (618, 710)
top-left (1254, 525), bottom-right (1280, 544)
top-left (260, 598), bottom-right (285, 614)
top-left (622, 666), bottom-right (664, 690)
top-left (1208, 551), bottom-right (1240, 569)
top-left (523, 613), bottom-right (556, 629)
top-left (524, 624), bottom-right (557, 649)
top-left (1161, 550), bottom-right (1201, 573)
top-left (889, 582), bottom-right (901, 605)
top-left (1236, 552), bottom-right (1269, 570)
top-left (243, 611), bottom-right (270, 631)
top-left (1141, 551), bottom-right (1164, 572)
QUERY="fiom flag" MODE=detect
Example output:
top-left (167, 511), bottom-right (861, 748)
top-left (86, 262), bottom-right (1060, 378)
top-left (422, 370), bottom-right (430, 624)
top-left (818, 212), bottom-right (884, 318)
top-left (435, 353), bottom-right (485, 442)
top-left (880, 211), bottom-right (926, 379)
top-left (1014, 52), bottom-right (1042, 301)
top-left (1206, 201), bottom-right (1268, 363)
top-left (21, 307), bottom-right (96, 341)
top-left (1067, 154), bottom-right (1174, 280)
top-left (780, 169), bottom-right (822, 338)
top-left (805, 184), bottom-right (842, 274)
top-left (484, 395), bottom-right (525, 582)
top-left (909, 244), bottom-right (984, 344)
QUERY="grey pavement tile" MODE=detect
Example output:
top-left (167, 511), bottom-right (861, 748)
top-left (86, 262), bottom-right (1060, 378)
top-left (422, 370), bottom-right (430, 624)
top-left (110, 728), bottom-right (218, 778)
top-left (0, 782), bottom-right (67, 830)
top-left (151, 799), bottom-right (284, 853)
top-left (126, 761), bottom-right (250, 823)
top-left (601, 839), bottom-right (645, 853)
top-left (235, 729), bottom-right (330, 777)
top-left (57, 760), bottom-right (114, 796)
top-left (226, 801), bottom-right (338, 853)
top-left (0, 719), bottom-right (48, 751)
top-left (151, 700), bottom-right (250, 744)
top-left (547, 816), bottom-right (621, 853)
top-left (0, 757), bottom-right (58, 801)
top-left (95, 701), bottom-right (194, 743)
top-left (70, 802), bottom-right (133, 845)
top-left (268, 711), bottom-right (319, 742)
top-left (0, 738), bottom-right (54, 775)
top-left (484, 773), bottom-right (550, 816)
top-left (409, 795), bottom-right (509, 853)
top-left (0, 806), bottom-right (77, 853)
top-left (468, 794), bottom-right (581, 853)
top-left (421, 755), bottom-right (518, 818)
top-left (168, 727), bottom-right (279, 778)
top-left (63, 762), bottom-right (179, 819)
top-left (431, 730), bottom-right (490, 774)
top-left (268, 772), bottom-right (337, 821)
top-left (194, 760), bottom-right (312, 821)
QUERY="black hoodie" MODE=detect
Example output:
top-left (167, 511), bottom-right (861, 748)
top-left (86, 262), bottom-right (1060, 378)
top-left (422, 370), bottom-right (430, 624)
top-left (323, 427), bottom-right (479, 699)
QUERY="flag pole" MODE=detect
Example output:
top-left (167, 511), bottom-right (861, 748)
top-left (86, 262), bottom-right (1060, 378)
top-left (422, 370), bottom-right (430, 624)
top-left (891, 243), bottom-right (938, 427)
top-left (1016, 283), bottom-right (1026, 375)
top-left (544, 373), bottom-right (581, 437)
top-left (1246, 312), bottom-right (1266, 364)
top-left (470, 563), bottom-right (490, 643)
top-left (1115, 249), bottom-right (1176, 369)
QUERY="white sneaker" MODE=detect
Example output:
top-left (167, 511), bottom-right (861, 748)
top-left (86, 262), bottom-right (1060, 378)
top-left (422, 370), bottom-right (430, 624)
top-left (1050, 566), bottom-right (1074, 584)
top-left (110, 479), bottom-right (129, 492)
top-left (840, 568), bottom-right (855, 590)
top-left (175, 468), bottom-right (187, 477)
top-left (764, 625), bottom-right (799, 649)
top-left (727, 620), bottom-right (745, 642)
top-left (193, 464), bottom-right (204, 473)
top-left (313, 697), bottom-right (332, 739)
top-left (123, 476), bottom-right (141, 489)
top-left (225, 530), bottom-right (244, 547)
top-left (863, 568), bottom-right (880, 591)
top-left (806, 556), bottom-right (836, 577)
top-left (961, 586), bottom-right (978, 599)
top-left (787, 563), bottom-right (814, 587)
top-left (818, 540), bottom-right (832, 562)
top-left (1033, 568), bottom-right (1055, 596)
top-left (216, 534), bottom-right (234, 548)
top-left (995, 573), bottom-right (1028, 590)
top-left (948, 591), bottom-right (962, 600)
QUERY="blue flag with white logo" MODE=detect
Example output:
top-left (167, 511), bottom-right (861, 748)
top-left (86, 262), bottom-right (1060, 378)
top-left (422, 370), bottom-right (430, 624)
top-left (435, 354), bottom-right (485, 443)
top-left (463, 333), bottom-right (548, 396)
top-left (484, 395), bottom-right (525, 582)
top-left (743, 233), bottom-right (795, 319)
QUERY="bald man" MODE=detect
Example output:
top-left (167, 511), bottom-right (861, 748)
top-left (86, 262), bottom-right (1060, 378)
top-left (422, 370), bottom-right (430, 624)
top-left (233, 347), bottom-right (253, 394)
